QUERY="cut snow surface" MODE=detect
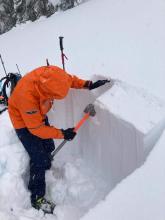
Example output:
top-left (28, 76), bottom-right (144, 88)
top-left (81, 131), bottom-right (165, 220)
top-left (54, 79), bottom-right (165, 193)
top-left (0, 0), bottom-right (165, 219)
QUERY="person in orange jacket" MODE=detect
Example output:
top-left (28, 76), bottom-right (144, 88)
top-left (8, 65), bottom-right (109, 213)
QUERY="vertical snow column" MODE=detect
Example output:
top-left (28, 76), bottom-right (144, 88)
top-left (78, 103), bottom-right (143, 190)
top-left (48, 88), bottom-right (95, 157)
top-left (49, 80), bottom-right (165, 193)
top-left (76, 81), bottom-right (165, 192)
top-left (48, 75), bottom-right (111, 157)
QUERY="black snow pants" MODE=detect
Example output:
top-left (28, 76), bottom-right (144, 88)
top-left (15, 117), bottom-right (55, 204)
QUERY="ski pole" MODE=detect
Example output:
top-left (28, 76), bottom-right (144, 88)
top-left (0, 54), bottom-right (7, 76)
top-left (51, 104), bottom-right (96, 158)
top-left (16, 64), bottom-right (21, 75)
top-left (46, 59), bottom-right (50, 66)
top-left (0, 107), bottom-right (8, 114)
top-left (59, 36), bottom-right (68, 71)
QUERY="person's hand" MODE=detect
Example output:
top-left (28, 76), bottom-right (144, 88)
top-left (85, 80), bottom-right (111, 90)
top-left (61, 128), bottom-right (77, 141)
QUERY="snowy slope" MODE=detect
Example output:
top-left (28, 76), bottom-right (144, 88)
top-left (0, 0), bottom-right (165, 220)
top-left (0, 0), bottom-right (165, 99)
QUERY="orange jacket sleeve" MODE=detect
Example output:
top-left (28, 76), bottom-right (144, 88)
top-left (67, 74), bottom-right (87, 89)
top-left (18, 98), bottom-right (64, 139)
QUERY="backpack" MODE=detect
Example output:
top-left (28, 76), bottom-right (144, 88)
top-left (0, 72), bottom-right (22, 106)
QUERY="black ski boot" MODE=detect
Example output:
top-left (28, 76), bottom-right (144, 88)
top-left (32, 197), bottom-right (55, 214)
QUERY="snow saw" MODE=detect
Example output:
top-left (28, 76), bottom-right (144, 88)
top-left (51, 103), bottom-right (96, 158)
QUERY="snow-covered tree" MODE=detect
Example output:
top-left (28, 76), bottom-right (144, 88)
top-left (59, 0), bottom-right (75, 11)
top-left (0, 0), bottom-right (16, 34)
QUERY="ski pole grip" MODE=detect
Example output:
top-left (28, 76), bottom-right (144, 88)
top-left (59, 36), bottom-right (64, 51)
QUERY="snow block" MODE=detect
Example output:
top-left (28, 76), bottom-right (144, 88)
top-left (49, 79), bottom-right (165, 194)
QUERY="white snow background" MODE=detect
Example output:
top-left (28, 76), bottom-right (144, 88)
top-left (0, 0), bottom-right (165, 219)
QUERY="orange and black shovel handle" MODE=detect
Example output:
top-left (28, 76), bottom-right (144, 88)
top-left (51, 113), bottom-right (90, 158)
top-left (74, 113), bottom-right (90, 132)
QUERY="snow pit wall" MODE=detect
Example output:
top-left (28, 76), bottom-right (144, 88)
top-left (48, 84), bottom-right (154, 196)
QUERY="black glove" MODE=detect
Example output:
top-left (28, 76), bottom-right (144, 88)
top-left (86, 80), bottom-right (110, 90)
top-left (61, 128), bottom-right (77, 141)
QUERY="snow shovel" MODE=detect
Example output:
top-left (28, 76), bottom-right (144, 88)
top-left (51, 104), bottom-right (96, 158)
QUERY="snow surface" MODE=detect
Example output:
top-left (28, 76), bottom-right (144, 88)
top-left (0, 0), bottom-right (165, 219)
top-left (82, 131), bottom-right (165, 220)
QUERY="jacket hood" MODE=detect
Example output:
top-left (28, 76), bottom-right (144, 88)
top-left (37, 66), bottom-right (71, 100)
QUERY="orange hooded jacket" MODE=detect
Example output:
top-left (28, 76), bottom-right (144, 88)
top-left (8, 66), bottom-right (88, 139)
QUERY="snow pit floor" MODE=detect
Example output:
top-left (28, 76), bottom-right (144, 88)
top-left (0, 78), bottom-right (165, 220)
